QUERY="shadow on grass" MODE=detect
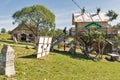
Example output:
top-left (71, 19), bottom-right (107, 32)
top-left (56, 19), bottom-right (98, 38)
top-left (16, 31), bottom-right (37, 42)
top-left (18, 42), bottom-right (35, 46)
top-left (19, 49), bottom-right (96, 61)
top-left (20, 54), bottom-right (37, 59)
top-left (0, 39), bottom-right (35, 46)
top-left (52, 49), bottom-right (95, 61)
top-left (0, 40), bottom-right (14, 44)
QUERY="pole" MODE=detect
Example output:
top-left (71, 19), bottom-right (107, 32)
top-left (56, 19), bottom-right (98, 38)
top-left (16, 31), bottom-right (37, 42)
top-left (64, 40), bottom-right (66, 51)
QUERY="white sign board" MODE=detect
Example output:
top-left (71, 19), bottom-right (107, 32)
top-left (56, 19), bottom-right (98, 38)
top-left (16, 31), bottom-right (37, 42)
top-left (37, 37), bottom-right (52, 58)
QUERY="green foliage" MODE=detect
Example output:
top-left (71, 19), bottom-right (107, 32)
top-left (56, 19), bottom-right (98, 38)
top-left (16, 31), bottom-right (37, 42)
top-left (118, 34), bottom-right (120, 38)
top-left (91, 31), bottom-right (106, 43)
top-left (107, 10), bottom-right (118, 21)
top-left (1, 46), bottom-right (120, 80)
top-left (113, 36), bottom-right (119, 48)
top-left (0, 34), bottom-right (120, 80)
top-left (0, 33), bottom-right (11, 40)
top-left (115, 23), bottom-right (120, 30)
top-left (1, 28), bottom-right (6, 33)
top-left (52, 28), bottom-right (65, 43)
top-left (78, 29), bottom-right (106, 58)
top-left (12, 5), bottom-right (55, 43)
top-left (0, 34), bottom-right (35, 46)
top-left (12, 5), bottom-right (55, 24)
top-left (78, 30), bottom-right (105, 45)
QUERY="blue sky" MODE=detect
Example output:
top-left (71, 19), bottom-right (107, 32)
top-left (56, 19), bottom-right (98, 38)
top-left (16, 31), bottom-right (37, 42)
top-left (0, 0), bottom-right (120, 31)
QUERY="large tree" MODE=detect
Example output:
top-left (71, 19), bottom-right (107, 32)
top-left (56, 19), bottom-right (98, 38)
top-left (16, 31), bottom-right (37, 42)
top-left (78, 29), bottom-right (106, 59)
top-left (12, 5), bottom-right (55, 44)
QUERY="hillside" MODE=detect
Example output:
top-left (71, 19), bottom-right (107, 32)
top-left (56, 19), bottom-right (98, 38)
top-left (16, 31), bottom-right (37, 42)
top-left (0, 34), bottom-right (120, 80)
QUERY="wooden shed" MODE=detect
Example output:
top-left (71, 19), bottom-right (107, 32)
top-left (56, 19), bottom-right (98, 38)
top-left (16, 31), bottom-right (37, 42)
top-left (10, 24), bottom-right (36, 43)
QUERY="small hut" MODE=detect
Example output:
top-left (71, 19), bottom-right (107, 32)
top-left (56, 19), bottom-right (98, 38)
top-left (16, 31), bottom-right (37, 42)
top-left (10, 24), bottom-right (36, 43)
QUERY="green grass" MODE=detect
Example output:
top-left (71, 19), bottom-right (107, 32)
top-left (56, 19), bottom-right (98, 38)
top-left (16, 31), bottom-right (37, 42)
top-left (0, 33), bottom-right (11, 40)
top-left (1, 48), bottom-right (120, 80)
top-left (0, 34), bottom-right (120, 80)
top-left (0, 34), bottom-right (35, 47)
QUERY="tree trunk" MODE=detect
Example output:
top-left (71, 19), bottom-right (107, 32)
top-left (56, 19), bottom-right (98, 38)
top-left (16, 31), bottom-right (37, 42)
top-left (99, 42), bottom-right (106, 59)
top-left (95, 41), bottom-right (101, 59)
top-left (84, 44), bottom-right (89, 56)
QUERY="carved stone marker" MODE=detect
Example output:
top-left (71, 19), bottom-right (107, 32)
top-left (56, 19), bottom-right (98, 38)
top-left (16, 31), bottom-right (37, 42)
top-left (0, 44), bottom-right (15, 76)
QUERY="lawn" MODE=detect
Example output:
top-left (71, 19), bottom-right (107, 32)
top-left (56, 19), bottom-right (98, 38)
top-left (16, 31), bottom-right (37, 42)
top-left (0, 34), bottom-right (120, 80)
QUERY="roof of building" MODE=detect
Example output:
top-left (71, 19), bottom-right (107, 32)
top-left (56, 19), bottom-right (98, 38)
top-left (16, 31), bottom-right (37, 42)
top-left (72, 12), bottom-right (110, 24)
top-left (10, 24), bottom-right (36, 34)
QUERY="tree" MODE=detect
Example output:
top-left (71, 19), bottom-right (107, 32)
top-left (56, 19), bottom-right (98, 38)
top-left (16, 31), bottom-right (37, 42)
top-left (107, 10), bottom-right (118, 21)
top-left (52, 28), bottom-right (65, 43)
top-left (78, 29), bottom-right (94, 56)
top-left (1, 28), bottom-right (6, 33)
top-left (12, 5), bottom-right (55, 44)
top-left (7, 30), bottom-right (11, 34)
top-left (78, 29), bottom-right (106, 59)
top-left (115, 23), bottom-right (120, 30)
top-left (91, 31), bottom-right (106, 59)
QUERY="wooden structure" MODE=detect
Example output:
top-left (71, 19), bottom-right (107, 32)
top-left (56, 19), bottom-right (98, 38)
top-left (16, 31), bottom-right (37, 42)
top-left (10, 24), bottom-right (36, 43)
top-left (71, 12), bottom-right (118, 53)
top-left (71, 12), bottom-right (109, 36)
top-left (71, 12), bottom-right (118, 37)
top-left (108, 53), bottom-right (119, 61)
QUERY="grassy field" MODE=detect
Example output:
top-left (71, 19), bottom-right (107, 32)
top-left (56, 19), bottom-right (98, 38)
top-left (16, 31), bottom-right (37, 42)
top-left (0, 34), bottom-right (120, 80)
top-left (0, 34), bottom-right (35, 47)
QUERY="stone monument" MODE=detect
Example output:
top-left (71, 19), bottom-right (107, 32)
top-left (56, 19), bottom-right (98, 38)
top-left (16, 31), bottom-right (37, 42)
top-left (0, 44), bottom-right (15, 76)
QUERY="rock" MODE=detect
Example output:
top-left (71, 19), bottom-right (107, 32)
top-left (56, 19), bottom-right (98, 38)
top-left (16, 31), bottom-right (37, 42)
top-left (69, 46), bottom-right (75, 54)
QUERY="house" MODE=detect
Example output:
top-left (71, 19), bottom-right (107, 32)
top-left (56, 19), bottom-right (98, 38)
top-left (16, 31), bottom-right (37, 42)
top-left (71, 12), bottom-right (118, 53)
top-left (71, 12), bottom-right (118, 37)
top-left (10, 24), bottom-right (36, 43)
top-left (71, 12), bottom-right (109, 35)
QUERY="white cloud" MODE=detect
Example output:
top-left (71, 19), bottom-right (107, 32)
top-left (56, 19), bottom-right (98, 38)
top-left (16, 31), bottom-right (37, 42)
top-left (0, 19), bottom-right (13, 25)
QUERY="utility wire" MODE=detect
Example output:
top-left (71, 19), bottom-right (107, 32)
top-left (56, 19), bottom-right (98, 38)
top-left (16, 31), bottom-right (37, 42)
top-left (72, 0), bottom-right (94, 22)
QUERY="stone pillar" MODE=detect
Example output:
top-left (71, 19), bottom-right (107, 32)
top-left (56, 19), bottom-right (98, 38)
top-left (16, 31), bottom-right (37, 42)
top-left (0, 44), bottom-right (15, 76)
